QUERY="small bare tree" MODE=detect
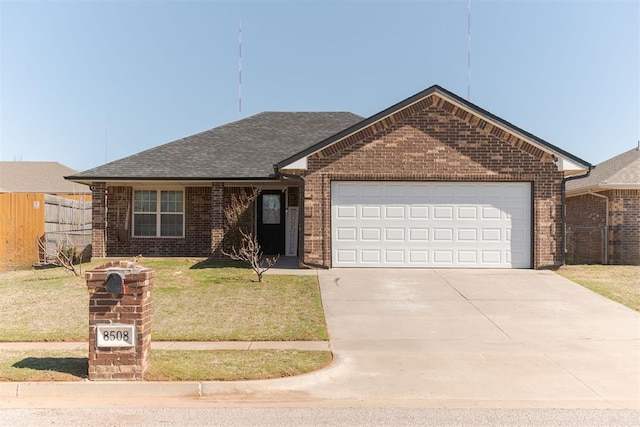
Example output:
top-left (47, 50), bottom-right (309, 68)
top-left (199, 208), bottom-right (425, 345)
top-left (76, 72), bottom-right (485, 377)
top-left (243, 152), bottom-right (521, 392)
top-left (38, 234), bottom-right (79, 276)
top-left (221, 188), bottom-right (279, 282)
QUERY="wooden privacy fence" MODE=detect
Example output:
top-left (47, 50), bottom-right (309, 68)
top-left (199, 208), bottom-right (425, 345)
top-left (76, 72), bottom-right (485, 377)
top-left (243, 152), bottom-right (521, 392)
top-left (41, 194), bottom-right (92, 265)
top-left (0, 193), bottom-right (91, 270)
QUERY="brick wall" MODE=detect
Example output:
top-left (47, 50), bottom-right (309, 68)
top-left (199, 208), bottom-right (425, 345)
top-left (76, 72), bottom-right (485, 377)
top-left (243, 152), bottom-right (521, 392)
top-left (565, 194), bottom-right (606, 264)
top-left (301, 94), bottom-right (563, 268)
top-left (606, 189), bottom-right (640, 265)
top-left (94, 183), bottom-right (287, 260)
top-left (102, 185), bottom-right (215, 257)
top-left (220, 187), bottom-right (256, 255)
top-left (566, 190), bottom-right (639, 265)
top-left (91, 182), bottom-right (106, 258)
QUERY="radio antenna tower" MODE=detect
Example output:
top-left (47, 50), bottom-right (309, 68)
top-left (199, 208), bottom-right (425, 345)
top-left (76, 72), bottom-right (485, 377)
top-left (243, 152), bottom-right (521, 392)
top-left (238, 21), bottom-right (242, 118)
top-left (467, 0), bottom-right (471, 101)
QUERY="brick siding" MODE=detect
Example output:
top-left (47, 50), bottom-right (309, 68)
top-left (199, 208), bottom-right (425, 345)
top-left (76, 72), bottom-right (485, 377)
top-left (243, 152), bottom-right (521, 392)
top-left (91, 182), bottom-right (107, 258)
top-left (566, 190), bottom-right (639, 265)
top-left (221, 186), bottom-right (257, 255)
top-left (606, 189), bottom-right (640, 265)
top-left (565, 194), bottom-right (606, 264)
top-left (92, 183), bottom-right (262, 259)
top-left (94, 185), bottom-right (216, 258)
top-left (301, 94), bottom-right (564, 269)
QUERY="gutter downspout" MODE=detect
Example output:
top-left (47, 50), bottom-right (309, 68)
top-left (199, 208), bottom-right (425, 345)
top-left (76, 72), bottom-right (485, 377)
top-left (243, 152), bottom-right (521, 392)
top-left (275, 168), bottom-right (329, 270)
top-left (587, 191), bottom-right (609, 264)
top-left (562, 167), bottom-right (593, 265)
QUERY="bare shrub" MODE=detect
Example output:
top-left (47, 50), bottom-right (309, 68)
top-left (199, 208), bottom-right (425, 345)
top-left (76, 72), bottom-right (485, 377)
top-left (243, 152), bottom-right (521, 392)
top-left (37, 234), bottom-right (79, 276)
top-left (222, 188), bottom-right (279, 282)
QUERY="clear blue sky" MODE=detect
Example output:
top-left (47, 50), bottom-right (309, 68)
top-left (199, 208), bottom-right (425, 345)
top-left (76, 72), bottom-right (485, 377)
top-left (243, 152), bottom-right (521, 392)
top-left (1, 0), bottom-right (638, 171)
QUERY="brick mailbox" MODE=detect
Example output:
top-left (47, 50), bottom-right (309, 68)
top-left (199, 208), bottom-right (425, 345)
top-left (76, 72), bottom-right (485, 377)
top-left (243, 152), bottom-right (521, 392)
top-left (86, 261), bottom-right (154, 380)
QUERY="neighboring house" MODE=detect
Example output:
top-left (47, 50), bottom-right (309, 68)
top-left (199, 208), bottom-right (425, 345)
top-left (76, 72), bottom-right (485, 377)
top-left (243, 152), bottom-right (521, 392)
top-left (67, 85), bottom-right (590, 269)
top-left (565, 147), bottom-right (640, 265)
top-left (0, 162), bottom-right (92, 269)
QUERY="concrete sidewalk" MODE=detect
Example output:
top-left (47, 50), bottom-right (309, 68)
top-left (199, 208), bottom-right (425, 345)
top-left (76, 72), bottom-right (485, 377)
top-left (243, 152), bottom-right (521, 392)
top-left (0, 341), bottom-right (330, 351)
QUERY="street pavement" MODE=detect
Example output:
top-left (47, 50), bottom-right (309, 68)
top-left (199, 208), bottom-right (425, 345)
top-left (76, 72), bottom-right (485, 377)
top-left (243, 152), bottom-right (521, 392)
top-left (1, 268), bottom-right (639, 411)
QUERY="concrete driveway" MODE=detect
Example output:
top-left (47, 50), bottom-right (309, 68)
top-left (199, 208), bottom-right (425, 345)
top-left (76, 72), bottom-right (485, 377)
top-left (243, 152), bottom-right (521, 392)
top-left (310, 269), bottom-right (640, 408)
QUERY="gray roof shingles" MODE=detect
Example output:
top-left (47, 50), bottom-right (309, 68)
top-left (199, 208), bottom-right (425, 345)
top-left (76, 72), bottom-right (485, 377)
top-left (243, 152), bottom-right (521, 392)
top-left (566, 147), bottom-right (640, 192)
top-left (70, 112), bottom-right (364, 180)
top-left (0, 162), bottom-right (89, 193)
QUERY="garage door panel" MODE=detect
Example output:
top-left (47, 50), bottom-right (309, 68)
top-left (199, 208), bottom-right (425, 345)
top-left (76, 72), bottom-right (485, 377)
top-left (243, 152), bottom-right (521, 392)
top-left (457, 228), bottom-right (477, 241)
top-left (361, 250), bottom-right (381, 263)
top-left (409, 228), bottom-right (429, 241)
top-left (336, 249), bottom-right (357, 263)
top-left (332, 182), bottom-right (531, 268)
top-left (434, 206), bottom-right (454, 219)
top-left (336, 205), bottom-right (357, 219)
top-left (336, 227), bottom-right (357, 241)
top-left (385, 228), bottom-right (405, 241)
top-left (434, 250), bottom-right (454, 264)
top-left (409, 250), bottom-right (429, 263)
top-left (457, 206), bottom-right (478, 219)
top-left (409, 206), bottom-right (429, 218)
top-left (385, 250), bottom-right (405, 263)
top-left (481, 251), bottom-right (502, 264)
top-left (481, 206), bottom-right (502, 219)
top-left (361, 228), bottom-right (381, 241)
top-left (457, 251), bottom-right (477, 263)
top-left (385, 206), bottom-right (405, 219)
top-left (433, 228), bottom-right (453, 241)
top-left (361, 205), bottom-right (381, 218)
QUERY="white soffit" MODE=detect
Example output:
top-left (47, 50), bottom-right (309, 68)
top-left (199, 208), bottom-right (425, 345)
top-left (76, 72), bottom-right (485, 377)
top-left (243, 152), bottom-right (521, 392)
top-left (557, 157), bottom-right (587, 172)
top-left (281, 157), bottom-right (308, 170)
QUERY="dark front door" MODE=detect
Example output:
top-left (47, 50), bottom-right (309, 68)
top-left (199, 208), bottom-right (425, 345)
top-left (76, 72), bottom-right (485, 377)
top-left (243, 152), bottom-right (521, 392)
top-left (257, 190), bottom-right (285, 255)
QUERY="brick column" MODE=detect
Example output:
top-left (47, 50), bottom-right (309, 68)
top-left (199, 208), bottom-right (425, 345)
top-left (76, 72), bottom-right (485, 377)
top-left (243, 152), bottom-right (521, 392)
top-left (91, 182), bottom-right (107, 258)
top-left (211, 182), bottom-right (225, 259)
top-left (86, 261), bottom-right (154, 381)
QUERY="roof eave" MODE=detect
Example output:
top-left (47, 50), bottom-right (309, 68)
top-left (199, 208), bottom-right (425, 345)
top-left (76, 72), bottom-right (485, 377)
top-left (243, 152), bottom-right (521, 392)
top-left (566, 183), bottom-right (640, 196)
top-left (65, 176), bottom-right (281, 186)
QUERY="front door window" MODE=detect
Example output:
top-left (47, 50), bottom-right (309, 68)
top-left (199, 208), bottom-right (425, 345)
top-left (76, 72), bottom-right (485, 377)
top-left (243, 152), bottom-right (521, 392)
top-left (257, 191), bottom-right (285, 255)
top-left (262, 194), bottom-right (281, 224)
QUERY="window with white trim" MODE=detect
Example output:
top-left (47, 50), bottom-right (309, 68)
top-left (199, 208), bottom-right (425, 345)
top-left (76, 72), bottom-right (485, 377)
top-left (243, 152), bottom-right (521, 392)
top-left (133, 190), bottom-right (184, 237)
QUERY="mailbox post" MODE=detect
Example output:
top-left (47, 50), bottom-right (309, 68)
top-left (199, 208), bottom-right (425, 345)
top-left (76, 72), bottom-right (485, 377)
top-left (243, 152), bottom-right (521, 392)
top-left (86, 261), bottom-right (154, 380)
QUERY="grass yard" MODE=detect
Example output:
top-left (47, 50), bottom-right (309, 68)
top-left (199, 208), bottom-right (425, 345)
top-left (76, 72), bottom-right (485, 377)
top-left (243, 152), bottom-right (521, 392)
top-left (0, 258), bottom-right (328, 342)
top-left (0, 349), bottom-right (332, 381)
top-left (556, 265), bottom-right (640, 312)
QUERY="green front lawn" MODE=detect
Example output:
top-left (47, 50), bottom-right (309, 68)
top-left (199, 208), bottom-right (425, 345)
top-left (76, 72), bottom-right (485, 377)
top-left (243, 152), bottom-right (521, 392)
top-left (0, 349), bottom-right (332, 381)
top-left (0, 258), bottom-right (327, 342)
top-left (557, 265), bottom-right (640, 311)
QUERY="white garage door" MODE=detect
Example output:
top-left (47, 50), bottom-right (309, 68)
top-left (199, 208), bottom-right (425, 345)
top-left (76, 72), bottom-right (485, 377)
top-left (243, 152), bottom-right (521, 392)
top-left (331, 181), bottom-right (531, 268)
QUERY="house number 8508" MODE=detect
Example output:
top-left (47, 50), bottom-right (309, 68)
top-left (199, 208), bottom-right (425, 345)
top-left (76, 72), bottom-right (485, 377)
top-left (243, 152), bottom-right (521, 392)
top-left (96, 324), bottom-right (135, 348)
top-left (103, 330), bottom-right (129, 341)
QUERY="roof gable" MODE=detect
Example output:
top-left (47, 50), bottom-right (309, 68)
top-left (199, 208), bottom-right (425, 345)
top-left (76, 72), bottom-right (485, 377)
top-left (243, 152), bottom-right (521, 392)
top-left (69, 112), bottom-right (363, 182)
top-left (0, 162), bottom-right (89, 194)
top-left (277, 85), bottom-right (590, 173)
top-left (566, 147), bottom-right (640, 193)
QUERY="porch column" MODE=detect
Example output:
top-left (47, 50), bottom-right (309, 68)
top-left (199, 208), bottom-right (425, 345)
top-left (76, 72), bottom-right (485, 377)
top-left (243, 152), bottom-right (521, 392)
top-left (91, 182), bottom-right (107, 258)
top-left (211, 183), bottom-right (225, 259)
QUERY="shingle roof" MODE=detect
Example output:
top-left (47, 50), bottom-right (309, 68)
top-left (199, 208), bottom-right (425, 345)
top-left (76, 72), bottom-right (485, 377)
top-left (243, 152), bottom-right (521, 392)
top-left (566, 147), bottom-right (640, 193)
top-left (0, 162), bottom-right (90, 193)
top-left (68, 112), bottom-right (364, 181)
